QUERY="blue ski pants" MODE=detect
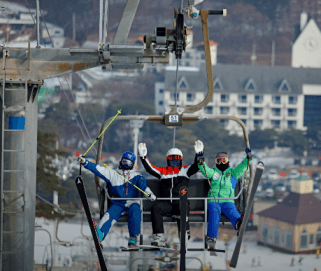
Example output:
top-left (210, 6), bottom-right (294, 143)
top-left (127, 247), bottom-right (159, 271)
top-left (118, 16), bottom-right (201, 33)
top-left (98, 202), bottom-right (141, 237)
top-left (207, 202), bottom-right (241, 238)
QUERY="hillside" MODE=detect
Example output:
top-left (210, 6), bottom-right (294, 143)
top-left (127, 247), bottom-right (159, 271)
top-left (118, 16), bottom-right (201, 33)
top-left (9, 0), bottom-right (321, 65)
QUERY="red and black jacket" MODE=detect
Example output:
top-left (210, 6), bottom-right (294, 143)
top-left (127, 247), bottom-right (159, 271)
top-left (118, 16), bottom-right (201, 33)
top-left (140, 155), bottom-right (199, 198)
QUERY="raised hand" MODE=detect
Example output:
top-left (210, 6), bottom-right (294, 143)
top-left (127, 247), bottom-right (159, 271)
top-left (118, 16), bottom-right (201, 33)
top-left (138, 143), bottom-right (147, 157)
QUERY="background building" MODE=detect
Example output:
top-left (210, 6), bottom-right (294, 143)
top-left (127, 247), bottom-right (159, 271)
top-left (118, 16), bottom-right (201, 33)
top-left (155, 64), bottom-right (321, 135)
top-left (292, 12), bottom-right (321, 68)
top-left (257, 175), bottom-right (321, 253)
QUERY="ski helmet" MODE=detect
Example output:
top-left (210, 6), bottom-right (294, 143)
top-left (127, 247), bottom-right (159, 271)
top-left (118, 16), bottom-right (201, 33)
top-left (166, 148), bottom-right (183, 168)
top-left (119, 151), bottom-right (136, 170)
top-left (215, 152), bottom-right (230, 172)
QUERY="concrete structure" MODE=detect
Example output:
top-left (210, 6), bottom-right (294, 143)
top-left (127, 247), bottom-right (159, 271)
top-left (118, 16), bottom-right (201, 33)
top-left (155, 64), bottom-right (321, 135)
top-left (292, 12), bottom-right (321, 68)
top-left (257, 175), bottom-right (321, 253)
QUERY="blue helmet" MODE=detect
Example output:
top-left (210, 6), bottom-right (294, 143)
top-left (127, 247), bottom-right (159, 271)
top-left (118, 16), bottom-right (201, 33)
top-left (119, 151), bottom-right (136, 170)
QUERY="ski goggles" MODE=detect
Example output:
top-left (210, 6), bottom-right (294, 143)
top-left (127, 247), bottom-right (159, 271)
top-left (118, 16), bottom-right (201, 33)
top-left (167, 155), bottom-right (182, 161)
top-left (120, 158), bottom-right (134, 167)
top-left (215, 157), bottom-right (229, 164)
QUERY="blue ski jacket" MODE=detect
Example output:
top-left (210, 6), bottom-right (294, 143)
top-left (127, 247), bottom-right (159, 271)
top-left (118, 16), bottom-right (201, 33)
top-left (83, 161), bottom-right (154, 207)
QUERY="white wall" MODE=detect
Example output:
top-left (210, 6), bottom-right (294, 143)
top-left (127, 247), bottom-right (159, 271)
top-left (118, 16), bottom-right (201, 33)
top-left (292, 19), bottom-right (321, 68)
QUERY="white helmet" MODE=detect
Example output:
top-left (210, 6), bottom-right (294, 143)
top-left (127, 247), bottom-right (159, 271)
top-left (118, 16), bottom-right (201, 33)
top-left (166, 148), bottom-right (183, 158)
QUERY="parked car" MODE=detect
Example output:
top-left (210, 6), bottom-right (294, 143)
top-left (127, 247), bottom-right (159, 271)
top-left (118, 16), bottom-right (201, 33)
top-left (313, 184), bottom-right (320, 194)
top-left (265, 188), bottom-right (274, 198)
top-left (289, 170), bottom-right (300, 179)
top-left (275, 183), bottom-right (286, 192)
top-left (268, 169), bottom-right (278, 180)
top-left (312, 172), bottom-right (320, 182)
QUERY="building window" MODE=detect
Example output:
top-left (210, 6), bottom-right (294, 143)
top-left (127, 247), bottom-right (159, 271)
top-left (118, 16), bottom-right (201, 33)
top-left (201, 53), bottom-right (205, 59)
top-left (238, 107), bottom-right (247, 115)
top-left (186, 93), bottom-right (195, 102)
top-left (273, 96), bottom-right (281, 104)
top-left (254, 107), bottom-right (263, 116)
top-left (280, 232), bottom-right (285, 247)
top-left (180, 81), bottom-right (187, 88)
top-left (238, 95), bottom-right (247, 103)
top-left (185, 52), bottom-right (191, 59)
top-left (288, 108), bottom-right (297, 117)
top-left (255, 95), bottom-right (263, 104)
top-left (310, 234), bottom-right (314, 247)
top-left (301, 229), bottom-right (308, 248)
top-left (254, 119), bottom-right (263, 129)
top-left (220, 107), bottom-right (229, 115)
top-left (268, 228), bottom-right (273, 243)
top-left (244, 78), bottom-right (256, 91)
top-left (159, 101), bottom-right (163, 105)
top-left (286, 228), bottom-right (292, 249)
top-left (204, 106), bottom-right (213, 114)
top-left (316, 227), bottom-right (321, 247)
top-left (271, 120), bottom-right (280, 129)
top-left (170, 93), bottom-right (179, 101)
top-left (220, 119), bottom-right (229, 127)
top-left (241, 119), bottom-right (247, 125)
top-left (288, 120), bottom-right (297, 129)
top-left (214, 78), bottom-right (224, 90)
top-left (221, 94), bottom-right (229, 103)
top-left (274, 225), bottom-right (279, 245)
top-left (288, 96), bottom-right (297, 105)
top-left (186, 61), bottom-right (190, 66)
top-left (262, 222), bottom-right (268, 242)
top-left (272, 108), bottom-right (281, 116)
top-left (279, 79), bottom-right (291, 92)
top-left (159, 89), bottom-right (164, 93)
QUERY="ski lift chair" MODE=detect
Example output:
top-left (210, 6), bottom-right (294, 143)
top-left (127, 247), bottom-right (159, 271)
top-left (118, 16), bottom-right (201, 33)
top-left (103, 174), bottom-right (247, 225)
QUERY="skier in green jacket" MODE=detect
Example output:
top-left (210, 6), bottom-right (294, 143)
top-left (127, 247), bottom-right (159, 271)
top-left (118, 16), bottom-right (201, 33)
top-left (194, 140), bottom-right (252, 249)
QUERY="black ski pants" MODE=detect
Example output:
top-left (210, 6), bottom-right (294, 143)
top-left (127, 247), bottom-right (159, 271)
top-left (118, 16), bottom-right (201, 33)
top-left (151, 200), bottom-right (190, 236)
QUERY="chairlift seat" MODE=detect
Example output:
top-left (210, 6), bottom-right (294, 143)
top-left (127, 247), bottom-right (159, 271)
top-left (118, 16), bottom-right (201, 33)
top-left (105, 178), bottom-right (246, 224)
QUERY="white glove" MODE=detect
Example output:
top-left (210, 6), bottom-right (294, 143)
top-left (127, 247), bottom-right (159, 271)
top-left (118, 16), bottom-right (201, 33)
top-left (78, 155), bottom-right (86, 164)
top-left (149, 194), bottom-right (156, 201)
top-left (138, 143), bottom-right (147, 157)
top-left (194, 140), bottom-right (204, 154)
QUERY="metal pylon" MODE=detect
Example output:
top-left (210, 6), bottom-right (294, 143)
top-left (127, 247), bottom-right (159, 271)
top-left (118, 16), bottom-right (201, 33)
top-left (0, 79), bottom-right (27, 270)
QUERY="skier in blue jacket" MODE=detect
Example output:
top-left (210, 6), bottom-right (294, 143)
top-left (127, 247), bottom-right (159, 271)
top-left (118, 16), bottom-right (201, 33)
top-left (78, 151), bottom-right (156, 248)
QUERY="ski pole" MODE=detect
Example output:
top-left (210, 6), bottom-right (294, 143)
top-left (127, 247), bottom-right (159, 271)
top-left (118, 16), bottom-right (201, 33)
top-left (83, 109), bottom-right (122, 157)
top-left (104, 164), bottom-right (150, 197)
top-left (79, 109), bottom-right (121, 175)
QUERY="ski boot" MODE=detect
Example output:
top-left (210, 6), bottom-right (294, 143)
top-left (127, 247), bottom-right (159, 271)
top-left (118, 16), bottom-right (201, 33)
top-left (236, 215), bottom-right (244, 236)
top-left (151, 234), bottom-right (168, 248)
top-left (93, 219), bottom-right (104, 249)
top-left (128, 235), bottom-right (139, 250)
top-left (206, 236), bottom-right (217, 250)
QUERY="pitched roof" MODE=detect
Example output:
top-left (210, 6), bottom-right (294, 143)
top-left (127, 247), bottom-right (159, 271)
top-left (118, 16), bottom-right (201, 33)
top-left (257, 193), bottom-right (321, 225)
top-left (164, 64), bottom-right (321, 94)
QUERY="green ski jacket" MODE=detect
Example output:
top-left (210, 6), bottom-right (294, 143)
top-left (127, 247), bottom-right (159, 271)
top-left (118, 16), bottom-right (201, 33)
top-left (198, 157), bottom-right (251, 203)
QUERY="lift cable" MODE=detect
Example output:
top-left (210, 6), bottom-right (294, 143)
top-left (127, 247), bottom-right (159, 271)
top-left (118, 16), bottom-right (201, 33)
top-left (36, 194), bottom-right (79, 216)
top-left (24, 0), bottom-right (98, 155)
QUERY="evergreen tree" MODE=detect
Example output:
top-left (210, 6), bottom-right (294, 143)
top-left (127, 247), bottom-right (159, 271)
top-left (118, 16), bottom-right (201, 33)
top-left (36, 130), bottom-right (67, 219)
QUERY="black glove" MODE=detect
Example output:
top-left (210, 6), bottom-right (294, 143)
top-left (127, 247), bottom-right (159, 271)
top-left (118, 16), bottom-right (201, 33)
top-left (196, 152), bottom-right (204, 165)
top-left (245, 148), bottom-right (252, 160)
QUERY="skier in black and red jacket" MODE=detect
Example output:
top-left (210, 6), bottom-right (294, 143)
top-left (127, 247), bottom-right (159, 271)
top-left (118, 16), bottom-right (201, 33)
top-left (138, 141), bottom-right (202, 247)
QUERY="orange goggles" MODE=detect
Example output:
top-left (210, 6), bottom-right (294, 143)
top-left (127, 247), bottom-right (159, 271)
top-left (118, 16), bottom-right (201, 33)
top-left (215, 157), bottom-right (228, 164)
top-left (167, 155), bottom-right (182, 161)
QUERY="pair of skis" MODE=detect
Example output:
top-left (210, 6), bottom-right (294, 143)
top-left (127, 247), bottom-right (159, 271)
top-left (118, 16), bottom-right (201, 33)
top-left (229, 162), bottom-right (264, 268)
